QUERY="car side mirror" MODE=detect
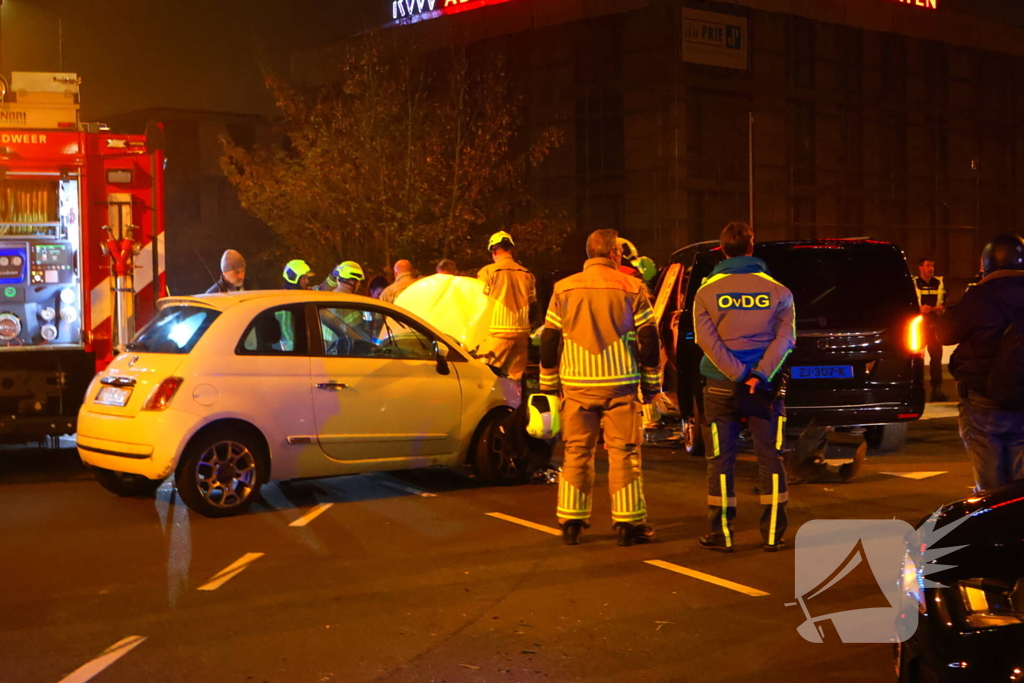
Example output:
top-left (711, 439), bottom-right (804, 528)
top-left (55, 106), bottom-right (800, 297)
top-left (434, 341), bottom-right (450, 375)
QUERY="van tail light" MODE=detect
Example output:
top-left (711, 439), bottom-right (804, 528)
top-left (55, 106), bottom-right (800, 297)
top-left (907, 315), bottom-right (925, 354)
top-left (143, 377), bottom-right (184, 411)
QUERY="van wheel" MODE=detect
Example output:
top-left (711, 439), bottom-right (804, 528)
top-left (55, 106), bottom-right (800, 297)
top-left (176, 429), bottom-right (265, 517)
top-left (471, 407), bottom-right (529, 486)
top-left (94, 468), bottom-right (162, 497)
top-left (866, 423), bottom-right (908, 453)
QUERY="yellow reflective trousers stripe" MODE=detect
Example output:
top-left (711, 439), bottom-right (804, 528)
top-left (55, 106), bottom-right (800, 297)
top-left (557, 480), bottom-right (591, 520)
top-left (711, 422), bottom-right (721, 459)
top-left (775, 416), bottom-right (786, 451)
top-left (720, 474), bottom-right (731, 547)
top-left (768, 473), bottom-right (779, 546)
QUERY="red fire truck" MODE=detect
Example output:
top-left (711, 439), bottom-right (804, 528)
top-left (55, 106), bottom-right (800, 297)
top-left (0, 72), bottom-right (165, 441)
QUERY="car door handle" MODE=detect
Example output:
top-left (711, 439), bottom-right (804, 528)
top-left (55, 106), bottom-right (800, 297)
top-left (316, 382), bottom-right (350, 391)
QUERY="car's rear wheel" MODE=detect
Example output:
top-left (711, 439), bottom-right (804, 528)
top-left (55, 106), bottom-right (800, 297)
top-left (471, 407), bottom-right (529, 486)
top-left (176, 429), bottom-right (266, 517)
top-left (94, 468), bottom-right (162, 497)
top-left (866, 423), bottom-right (908, 453)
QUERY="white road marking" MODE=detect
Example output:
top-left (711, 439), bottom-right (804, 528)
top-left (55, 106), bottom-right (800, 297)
top-left (645, 560), bottom-right (770, 597)
top-left (289, 503), bottom-right (334, 527)
top-left (374, 477), bottom-right (437, 498)
top-left (57, 636), bottom-right (147, 683)
top-left (879, 471), bottom-right (948, 480)
top-left (197, 553), bottom-right (264, 591)
top-left (919, 403), bottom-right (959, 420)
top-left (485, 512), bottom-right (561, 536)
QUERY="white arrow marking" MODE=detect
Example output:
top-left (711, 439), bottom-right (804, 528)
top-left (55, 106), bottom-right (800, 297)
top-left (880, 471), bottom-right (948, 480)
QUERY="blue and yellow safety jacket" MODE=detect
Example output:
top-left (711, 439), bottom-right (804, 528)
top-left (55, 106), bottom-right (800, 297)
top-left (693, 255), bottom-right (795, 385)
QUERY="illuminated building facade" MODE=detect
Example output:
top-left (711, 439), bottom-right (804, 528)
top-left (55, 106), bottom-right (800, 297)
top-left (295, 0), bottom-right (1024, 291)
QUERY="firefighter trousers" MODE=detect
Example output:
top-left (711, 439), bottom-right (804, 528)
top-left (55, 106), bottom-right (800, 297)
top-left (475, 333), bottom-right (529, 381)
top-left (557, 391), bottom-right (648, 525)
top-left (702, 378), bottom-right (788, 547)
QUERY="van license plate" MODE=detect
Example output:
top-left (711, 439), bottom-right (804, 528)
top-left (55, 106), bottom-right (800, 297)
top-left (95, 386), bottom-right (132, 406)
top-left (792, 365), bottom-right (854, 379)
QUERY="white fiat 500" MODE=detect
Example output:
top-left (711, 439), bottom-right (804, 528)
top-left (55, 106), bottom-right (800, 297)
top-left (77, 291), bottom-right (523, 517)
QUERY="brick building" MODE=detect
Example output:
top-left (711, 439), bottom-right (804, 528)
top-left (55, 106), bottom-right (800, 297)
top-left (293, 0), bottom-right (1024, 293)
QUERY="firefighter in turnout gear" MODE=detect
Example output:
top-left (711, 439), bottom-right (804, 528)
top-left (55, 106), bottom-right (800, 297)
top-left (540, 229), bottom-right (661, 546)
top-left (475, 231), bottom-right (537, 381)
top-left (915, 257), bottom-right (949, 402)
top-left (693, 222), bottom-right (795, 553)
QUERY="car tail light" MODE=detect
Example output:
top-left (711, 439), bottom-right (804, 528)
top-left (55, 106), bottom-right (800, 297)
top-left (907, 315), bottom-right (925, 354)
top-left (143, 377), bottom-right (183, 411)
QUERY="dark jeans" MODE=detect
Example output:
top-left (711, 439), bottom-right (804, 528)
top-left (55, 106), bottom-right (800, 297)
top-left (958, 395), bottom-right (1024, 491)
top-left (702, 379), bottom-right (788, 546)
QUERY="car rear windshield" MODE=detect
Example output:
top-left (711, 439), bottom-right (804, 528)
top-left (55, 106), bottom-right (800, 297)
top-left (756, 245), bottom-right (917, 330)
top-left (127, 305), bottom-right (220, 354)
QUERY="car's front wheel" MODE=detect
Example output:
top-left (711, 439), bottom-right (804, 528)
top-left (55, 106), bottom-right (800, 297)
top-left (176, 429), bottom-right (266, 517)
top-left (94, 468), bottom-right (163, 497)
top-left (471, 407), bottom-right (530, 486)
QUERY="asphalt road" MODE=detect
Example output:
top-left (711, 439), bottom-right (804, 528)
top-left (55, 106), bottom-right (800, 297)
top-left (0, 404), bottom-right (973, 683)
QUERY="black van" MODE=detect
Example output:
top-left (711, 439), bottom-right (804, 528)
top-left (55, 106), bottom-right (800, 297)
top-left (654, 239), bottom-right (926, 454)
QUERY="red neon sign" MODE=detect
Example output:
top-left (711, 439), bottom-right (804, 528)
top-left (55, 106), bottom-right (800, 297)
top-left (887, 0), bottom-right (937, 8)
top-left (391, 0), bottom-right (514, 23)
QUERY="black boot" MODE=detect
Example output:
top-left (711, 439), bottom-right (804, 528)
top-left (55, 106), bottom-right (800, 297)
top-left (560, 520), bottom-right (588, 545)
top-left (614, 522), bottom-right (656, 546)
top-left (698, 534), bottom-right (734, 553)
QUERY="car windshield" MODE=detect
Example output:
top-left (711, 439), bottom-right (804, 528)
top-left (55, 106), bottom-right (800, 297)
top-left (756, 245), bottom-right (916, 330)
top-left (128, 305), bottom-right (220, 354)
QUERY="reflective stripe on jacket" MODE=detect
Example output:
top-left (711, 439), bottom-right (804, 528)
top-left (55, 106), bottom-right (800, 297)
top-left (478, 256), bottom-right (536, 336)
top-left (541, 257), bottom-right (659, 395)
top-left (693, 256), bottom-right (796, 384)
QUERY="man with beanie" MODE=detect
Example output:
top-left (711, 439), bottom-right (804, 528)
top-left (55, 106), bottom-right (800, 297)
top-left (206, 249), bottom-right (246, 293)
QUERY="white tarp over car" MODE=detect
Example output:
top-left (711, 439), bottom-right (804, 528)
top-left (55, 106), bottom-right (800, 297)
top-left (395, 274), bottom-right (493, 351)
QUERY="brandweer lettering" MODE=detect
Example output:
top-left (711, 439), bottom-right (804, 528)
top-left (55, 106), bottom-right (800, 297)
top-left (0, 133), bottom-right (48, 144)
top-left (717, 293), bottom-right (771, 310)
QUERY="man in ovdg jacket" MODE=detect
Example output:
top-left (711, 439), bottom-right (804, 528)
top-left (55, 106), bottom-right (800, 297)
top-left (936, 234), bottom-right (1024, 491)
top-left (693, 222), bottom-right (795, 553)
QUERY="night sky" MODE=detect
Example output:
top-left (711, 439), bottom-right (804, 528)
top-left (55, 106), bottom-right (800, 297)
top-left (0, 0), bottom-right (367, 120)
top-left (1, 0), bottom-right (1022, 122)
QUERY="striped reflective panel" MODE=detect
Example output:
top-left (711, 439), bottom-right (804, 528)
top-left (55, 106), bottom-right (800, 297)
top-left (611, 479), bottom-right (647, 523)
top-left (561, 334), bottom-right (640, 387)
top-left (545, 308), bottom-right (562, 329)
top-left (490, 304), bottom-right (531, 333)
top-left (768, 473), bottom-right (780, 546)
top-left (557, 480), bottom-right (591, 520)
top-left (634, 306), bottom-right (655, 327)
top-left (776, 416), bottom-right (787, 451)
top-left (720, 474), bottom-right (732, 547)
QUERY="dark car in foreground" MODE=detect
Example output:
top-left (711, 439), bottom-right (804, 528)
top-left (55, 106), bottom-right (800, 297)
top-left (896, 482), bottom-right (1024, 682)
top-left (653, 239), bottom-right (926, 454)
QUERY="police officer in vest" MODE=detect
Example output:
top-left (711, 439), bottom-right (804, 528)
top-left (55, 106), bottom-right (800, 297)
top-left (915, 257), bottom-right (949, 402)
top-left (693, 222), bottom-right (795, 552)
top-left (936, 234), bottom-right (1024, 491)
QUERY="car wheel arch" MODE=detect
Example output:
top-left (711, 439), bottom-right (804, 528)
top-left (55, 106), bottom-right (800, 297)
top-left (176, 418), bottom-right (272, 484)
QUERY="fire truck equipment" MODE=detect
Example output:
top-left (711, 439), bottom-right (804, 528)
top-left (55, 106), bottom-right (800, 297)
top-left (0, 72), bottom-right (165, 441)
